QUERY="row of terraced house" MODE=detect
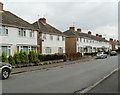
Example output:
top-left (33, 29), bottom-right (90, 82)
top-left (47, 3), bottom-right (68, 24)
top-left (0, 2), bottom-right (119, 57)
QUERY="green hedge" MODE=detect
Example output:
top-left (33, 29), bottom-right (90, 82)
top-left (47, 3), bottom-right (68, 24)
top-left (0, 51), bottom-right (65, 65)
top-left (38, 54), bottom-right (65, 61)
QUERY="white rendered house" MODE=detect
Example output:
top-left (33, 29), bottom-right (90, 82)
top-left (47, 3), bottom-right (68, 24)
top-left (33, 18), bottom-right (66, 54)
top-left (0, 3), bottom-right (37, 56)
top-left (64, 27), bottom-right (111, 55)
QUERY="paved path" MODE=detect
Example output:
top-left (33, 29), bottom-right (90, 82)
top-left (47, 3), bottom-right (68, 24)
top-left (87, 69), bottom-right (119, 93)
top-left (2, 56), bottom-right (118, 93)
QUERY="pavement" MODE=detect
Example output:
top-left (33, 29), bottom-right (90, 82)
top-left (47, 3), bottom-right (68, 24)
top-left (2, 55), bottom-right (118, 93)
top-left (11, 57), bottom-right (95, 74)
top-left (86, 69), bottom-right (119, 94)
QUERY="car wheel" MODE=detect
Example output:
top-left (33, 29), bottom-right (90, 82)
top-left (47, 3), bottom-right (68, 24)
top-left (2, 69), bottom-right (10, 79)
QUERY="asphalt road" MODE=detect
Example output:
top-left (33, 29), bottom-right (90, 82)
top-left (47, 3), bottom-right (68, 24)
top-left (2, 55), bottom-right (119, 93)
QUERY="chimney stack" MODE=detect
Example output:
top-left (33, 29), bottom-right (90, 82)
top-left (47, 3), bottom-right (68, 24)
top-left (0, 2), bottom-right (3, 11)
top-left (109, 38), bottom-right (113, 41)
top-left (39, 18), bottom-right (46, 24)
top-left (69, 27), bottom-right (75, 31)
top-left (96, 34), bottom-right (99, 37)
top-left (117, 40), bottom-right (119, 42)
top-left (99, 35), bottom-right (102, 38)
top-left (88, 31), bottom-right (92, 35)
top-left (77, 28), bottom-right (81, 32)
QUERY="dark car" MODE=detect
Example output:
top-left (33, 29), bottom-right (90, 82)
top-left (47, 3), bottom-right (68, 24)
top-left (110, 51), bottom-right (117, 56)
top-left (0, 62), bottom-right (12, 79)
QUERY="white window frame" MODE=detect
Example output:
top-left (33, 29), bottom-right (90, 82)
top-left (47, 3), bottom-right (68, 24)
top-left (30, 30), bottom-right (34, 38)
top-left (19, 28), bottom-right (26, 37)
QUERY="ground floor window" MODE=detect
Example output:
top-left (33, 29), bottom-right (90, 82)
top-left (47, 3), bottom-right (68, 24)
top-left (87, 47), bottom-right (92, 53)
top-left (45, 47), bottom-right (52, 54)
top-left (0, 46), bottom-right (11, 56)
top-left (17, 46), bottom-right (37, 53)
top-left (31, 46), bottom-right (37, 51)
top-left (93, 47), bottom-right (97, 52)
top-left (58, 47), bottom-right (63, 53)
top-left (78, 47), bottom-right (83, 53)
top-left (84, 48), bottom-right (87, 53)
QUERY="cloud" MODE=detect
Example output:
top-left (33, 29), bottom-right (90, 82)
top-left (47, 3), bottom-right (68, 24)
top-left (1, 0), bottom-right (118, 40)
top-left (91, 25), bottom-right (118, 40)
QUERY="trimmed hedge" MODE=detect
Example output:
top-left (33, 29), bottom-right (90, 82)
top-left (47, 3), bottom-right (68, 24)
top-left (38, 54), bottom-right (65, 61)
top-left (0, 51), bottom-right (65, 65)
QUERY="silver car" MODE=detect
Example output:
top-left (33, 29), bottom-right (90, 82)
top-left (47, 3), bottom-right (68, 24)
top-left (0, 62), bottom-right (12, 79)
top-left (96, 52), bottom-right (107, 59)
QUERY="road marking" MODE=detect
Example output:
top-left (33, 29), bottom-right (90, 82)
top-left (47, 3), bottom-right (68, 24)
top-left (74, 67), bottom-right (120, 94)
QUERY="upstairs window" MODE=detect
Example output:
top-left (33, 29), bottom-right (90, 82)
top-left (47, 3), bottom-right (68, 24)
top-left (77, 38), bottom-right (79, 42)
top-left (30, 30), bottom-right (34, 37)
top-left (62, 36), bottom-right (65, 41)
top-left (0, 26), bottom-right (8, 35)
top-left (86, 39), bottom-right (88, 43)
top-left (84, 38), bottom-right (86, 42)
top-left (19, 28), bottom-right (26, 37)
top-left (0, 27), bottom-right (1, 35)
top-left (57, 36), bottom-right (60, 41)
top-left (80, 37), bottom-right (82, 42)
top-left (42, 33), bottom-right (46, 40)
top-left (50, 35), bottom-right (53, 40)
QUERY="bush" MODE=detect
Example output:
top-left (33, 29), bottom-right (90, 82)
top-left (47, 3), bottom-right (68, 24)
top-left (23, 52), bottom-right (29, 64)
top-left (38, 54), bottom-right (64, 61)
top-left (8, 55), bottom-right (15, 65)
top-left (19, 50), bottom-right (25, 64)
top-left (0, 56), bottom-right (2, 62)
top-left (28, 51), bottom-right (40, 63)
top-left (1, 52), bottom-right (8, 63)
top-left (19, 51), bottom-right (29, 64)
top-left (14, 53), bottom-right (21, 64)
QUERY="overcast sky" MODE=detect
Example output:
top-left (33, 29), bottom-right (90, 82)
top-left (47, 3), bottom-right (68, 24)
top-left (1, 0), bottom-right (119, 40)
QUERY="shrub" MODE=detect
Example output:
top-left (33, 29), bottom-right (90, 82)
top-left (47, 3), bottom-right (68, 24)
top-left (8, 55), bottom-right (15, 65)
top-left (14, 53), bottom-right (21, 64)
top-left (1, 52), bottom-right (8, 63)
top-left (28, 51), bottom-right (40, 63)
top-left (19, 50), bottom-right (25, 64)
top-left (0, 56), bottom-right (2, 62)
top-left (23, 52), bottom-right (29, 64)
top-left (38, 54), bottom-right (64, 61)
top-left (19, 50), bottom-right (29, 64)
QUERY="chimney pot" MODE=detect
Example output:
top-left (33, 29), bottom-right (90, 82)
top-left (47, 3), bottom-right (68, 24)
top-left (69, 27), bottom-right (75, 31)
top-left (109, 38), bottom-right (113, 41)
top-left (88, 31), bottom-right (92, 35)
top-left (96, 34), bottom-right (99, 37)
top-left (99, 35), bottom-right (102, 37)
top-left (0, 2), bottom-right (3, 11)
top-left (77, 28), bottom-right (81, 32)
top-left (39, 18), bottom-right (46, 24)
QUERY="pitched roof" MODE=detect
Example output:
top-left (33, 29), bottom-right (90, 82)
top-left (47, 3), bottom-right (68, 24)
top-left (0, 10), bottom-right (36, 30)
top-left (32, 21), bottom-right (66, 36)
top-left (64, 29), bottom-right (108, 42)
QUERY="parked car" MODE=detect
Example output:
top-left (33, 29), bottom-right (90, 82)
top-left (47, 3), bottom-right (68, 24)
top-left (110, 51), bottom-right (117, 56)
top-left (96, 52), bottom-right (107, 59)
top-left (0, 62), bottom-right (12, 79)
